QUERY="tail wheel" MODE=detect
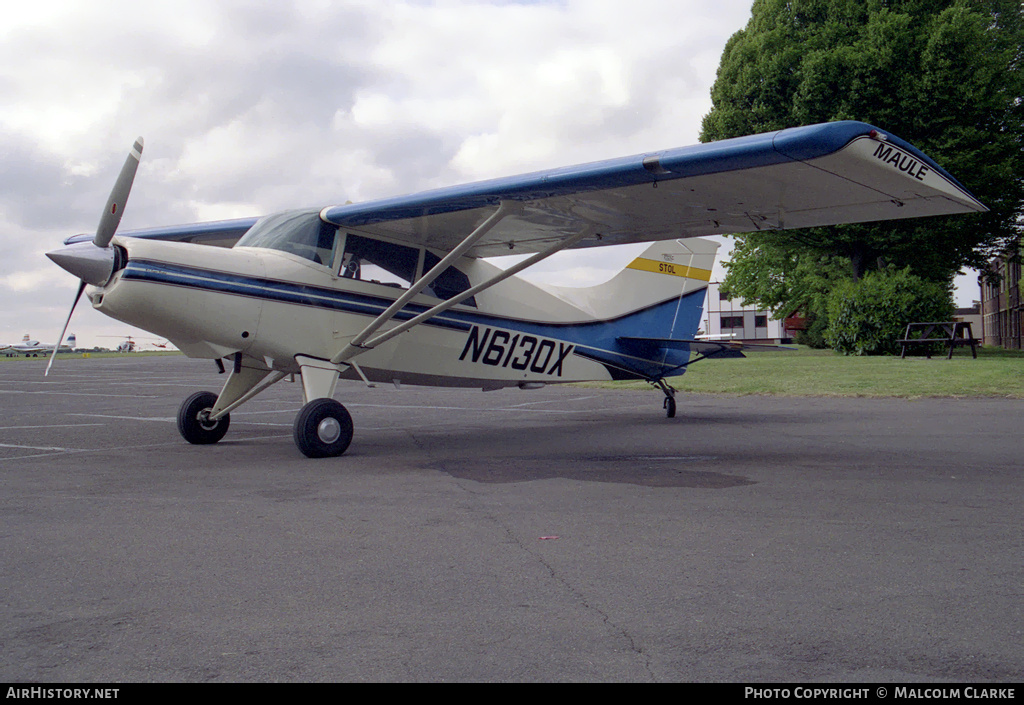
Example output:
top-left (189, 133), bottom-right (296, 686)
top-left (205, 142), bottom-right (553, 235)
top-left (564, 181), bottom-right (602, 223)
top-left (294, 398), bottom-right (353, 458)
top-left (177, 391), bottom-right (230, 445)
top-left (652, 378), bottom-right (677, 418)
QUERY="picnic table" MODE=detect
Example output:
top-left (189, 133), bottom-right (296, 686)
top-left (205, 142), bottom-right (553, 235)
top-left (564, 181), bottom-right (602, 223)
top-left (898, 321), bottom-right (978, 359)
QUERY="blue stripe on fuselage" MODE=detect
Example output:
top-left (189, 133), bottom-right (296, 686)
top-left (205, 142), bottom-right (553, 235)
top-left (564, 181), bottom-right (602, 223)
top-left (120, 260), bottom-right (703, 378)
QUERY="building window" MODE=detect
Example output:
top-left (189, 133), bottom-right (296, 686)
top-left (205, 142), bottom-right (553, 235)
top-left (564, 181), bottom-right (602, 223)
top-left (755, 315), bottom-right (768, 328)
top-left (721, 315), bottom-right (744, 329)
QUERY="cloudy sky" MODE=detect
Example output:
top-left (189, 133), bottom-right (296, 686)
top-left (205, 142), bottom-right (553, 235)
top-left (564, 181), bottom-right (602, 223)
top-left (0, 0), bottom-right (978, 350)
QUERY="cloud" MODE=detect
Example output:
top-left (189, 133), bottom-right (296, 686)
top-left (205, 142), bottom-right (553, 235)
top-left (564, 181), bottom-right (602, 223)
top-left (0, 0), bottom-right (758, 345)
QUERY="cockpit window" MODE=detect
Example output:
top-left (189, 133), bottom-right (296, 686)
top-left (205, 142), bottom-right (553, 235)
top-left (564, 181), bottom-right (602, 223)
top-left (340, 233), bottom-right (419, 289)
top-left (235, 210), bottom-right (339, 266)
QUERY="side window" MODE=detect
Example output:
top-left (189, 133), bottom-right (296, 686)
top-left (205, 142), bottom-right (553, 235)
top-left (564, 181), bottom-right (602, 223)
top-left (422, 251), bottom-right (477, 307)
top-left (340, 233), bottom-right (418, 289)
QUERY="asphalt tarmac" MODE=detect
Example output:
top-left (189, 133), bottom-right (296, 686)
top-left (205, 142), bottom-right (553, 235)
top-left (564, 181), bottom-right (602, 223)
top-left (1, 355), bottom-right (1021, 682)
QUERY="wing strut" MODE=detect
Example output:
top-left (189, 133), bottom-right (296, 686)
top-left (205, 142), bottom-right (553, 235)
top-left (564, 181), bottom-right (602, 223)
top-left (331, 226), bottom-right (594, 366)
top-left (331, 200), bottom-right (522, 363)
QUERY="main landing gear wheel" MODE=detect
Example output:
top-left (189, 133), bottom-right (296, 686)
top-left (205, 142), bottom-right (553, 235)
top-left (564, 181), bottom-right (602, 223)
top-left (293, 398), bottom-right (353, 458)
top-left (177, 391), bottom-right (230, 445)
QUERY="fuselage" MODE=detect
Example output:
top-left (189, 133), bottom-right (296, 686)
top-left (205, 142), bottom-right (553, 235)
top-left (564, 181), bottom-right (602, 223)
top-left (88, 231), bottom-right (707, 389)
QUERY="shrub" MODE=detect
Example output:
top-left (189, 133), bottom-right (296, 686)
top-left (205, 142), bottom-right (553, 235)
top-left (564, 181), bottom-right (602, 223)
top-left (824, 268), bottom-right (954, 355)
top-left (795, 308), bottom-right (830, 349)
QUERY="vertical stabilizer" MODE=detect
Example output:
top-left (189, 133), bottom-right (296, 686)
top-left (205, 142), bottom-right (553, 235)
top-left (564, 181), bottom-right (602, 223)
top-left (544, 237), bottom-right (718, 327)
top-left (534, 237), bottom-right (720, 382)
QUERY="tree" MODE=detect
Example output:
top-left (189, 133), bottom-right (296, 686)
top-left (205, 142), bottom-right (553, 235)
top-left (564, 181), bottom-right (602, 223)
top-left (716, 237), bottom-right (848, 346)
top-left (702, 0), bottom-right (1024, 322)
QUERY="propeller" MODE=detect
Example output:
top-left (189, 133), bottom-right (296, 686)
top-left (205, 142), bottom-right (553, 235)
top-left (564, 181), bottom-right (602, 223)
top-left (45, 137), bottom-right (144, 376)
top-left (96, 137), bottom-right (144, 248)
top-left (44, 281), bottom-right (86, 377)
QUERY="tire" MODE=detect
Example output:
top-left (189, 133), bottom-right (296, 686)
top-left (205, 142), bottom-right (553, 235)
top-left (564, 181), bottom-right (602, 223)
top-left (664, 395), bottom-right (677, 418)
top-left (293, 398), bottom-right (353, 458)
top-left (177, 391), bottom-right (230, 445)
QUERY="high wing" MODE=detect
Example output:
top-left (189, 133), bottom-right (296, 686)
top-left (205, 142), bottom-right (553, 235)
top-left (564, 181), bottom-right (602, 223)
top-left (318, 121), bottom-right (986, 257)
top-left (63, 217), bottom-right (258, 248)
top-left (60, 121), bottom-right (984, 254)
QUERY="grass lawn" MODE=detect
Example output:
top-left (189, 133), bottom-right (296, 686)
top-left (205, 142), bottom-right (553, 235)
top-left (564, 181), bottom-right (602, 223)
top-left (7, 347), bottom-right (1024, 399)
top-left (579, 346), bottom-right (1024, 398)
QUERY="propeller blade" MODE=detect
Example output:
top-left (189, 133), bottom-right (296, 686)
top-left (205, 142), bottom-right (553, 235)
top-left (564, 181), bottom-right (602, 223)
top-left (44, 280), bottom-right (86, 377)
top-left (94, 137), bottom-right (144, 248)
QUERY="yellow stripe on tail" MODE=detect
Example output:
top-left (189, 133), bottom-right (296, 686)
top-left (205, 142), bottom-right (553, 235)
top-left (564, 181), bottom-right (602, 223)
top-left (625, 257), bottom-right (712, 281)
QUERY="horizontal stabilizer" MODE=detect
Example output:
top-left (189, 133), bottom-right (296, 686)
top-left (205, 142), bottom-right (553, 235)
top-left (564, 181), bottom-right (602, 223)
top-left (618, 336), bottom-right (796, 359)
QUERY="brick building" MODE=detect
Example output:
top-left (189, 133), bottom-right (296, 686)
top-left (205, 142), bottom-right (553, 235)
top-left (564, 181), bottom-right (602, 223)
top-left (980, 246), bottom-right (1023, 349)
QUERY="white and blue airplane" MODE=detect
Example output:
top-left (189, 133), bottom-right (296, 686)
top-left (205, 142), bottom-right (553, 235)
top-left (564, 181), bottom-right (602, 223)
top-left (45, 122), bottom-right (986, 457)
top-left (3, 333), bottom-right (76, 357)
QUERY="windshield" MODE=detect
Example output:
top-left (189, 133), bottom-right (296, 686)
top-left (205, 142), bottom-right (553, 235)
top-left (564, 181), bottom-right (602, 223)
top-left (235, 209), bottom-right (339, 266)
